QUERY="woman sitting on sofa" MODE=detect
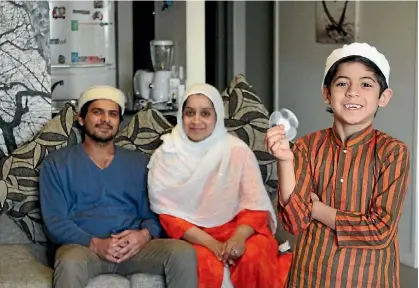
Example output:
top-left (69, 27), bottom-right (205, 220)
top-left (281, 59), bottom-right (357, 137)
top-left (147, 83), bottom-right (284, 288)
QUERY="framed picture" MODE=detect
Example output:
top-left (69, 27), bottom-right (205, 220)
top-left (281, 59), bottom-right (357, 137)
top-left (315, 1), bottom-right (359, 44)
top-left (93, 1), bottom-right (104, 9)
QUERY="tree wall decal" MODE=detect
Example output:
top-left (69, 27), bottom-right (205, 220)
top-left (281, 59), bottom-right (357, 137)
top-left (0, 1), bottom-right (51, 157)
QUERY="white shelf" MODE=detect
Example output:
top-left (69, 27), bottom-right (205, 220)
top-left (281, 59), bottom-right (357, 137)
top-left (51, 63), bottom-right (113, 69)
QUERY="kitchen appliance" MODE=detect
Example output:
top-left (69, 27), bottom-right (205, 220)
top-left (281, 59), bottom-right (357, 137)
top-left (133, 70), bottom-right (153, 100)
top-left (133, 40), bottom-right (175, 104)
top-left (49, 0), bottom-right (117, 114)
top-left (150, 40), bottom-right (174, 103)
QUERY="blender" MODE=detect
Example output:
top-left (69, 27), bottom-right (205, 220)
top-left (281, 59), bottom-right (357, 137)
top-left (149, 40), bottom-right (174, 103)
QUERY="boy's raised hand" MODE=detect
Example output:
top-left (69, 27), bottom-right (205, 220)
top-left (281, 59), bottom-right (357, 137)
top-left (265, 124), bottom-right (294, 162)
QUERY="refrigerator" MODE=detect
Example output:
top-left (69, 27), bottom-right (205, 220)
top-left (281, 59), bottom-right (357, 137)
top-left (49, 0), bottom-right (117, 113)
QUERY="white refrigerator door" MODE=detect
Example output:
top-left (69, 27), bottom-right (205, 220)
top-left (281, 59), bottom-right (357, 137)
top-left (49, 0), bottom-right (117, 103)
top-left (49, 0), bottom-right (116, 66)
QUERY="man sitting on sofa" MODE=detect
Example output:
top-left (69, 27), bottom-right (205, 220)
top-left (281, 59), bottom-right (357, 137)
top-left (39, 86), bottom-right (198, 288)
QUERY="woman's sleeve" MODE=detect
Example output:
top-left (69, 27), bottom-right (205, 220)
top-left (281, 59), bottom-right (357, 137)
top-left (236, 209), bottom-right (270, 235)
top-left (159, 214), bottom-right (197, 239)
top-left (237, 148), bottom-right (275, 235)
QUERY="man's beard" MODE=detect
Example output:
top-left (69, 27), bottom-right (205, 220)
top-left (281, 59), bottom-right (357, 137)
top-left (84, 124), bottom-right (117, 143)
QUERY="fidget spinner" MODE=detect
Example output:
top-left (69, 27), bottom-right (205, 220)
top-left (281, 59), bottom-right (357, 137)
top-left (269, 108), bottom-right (299, 141)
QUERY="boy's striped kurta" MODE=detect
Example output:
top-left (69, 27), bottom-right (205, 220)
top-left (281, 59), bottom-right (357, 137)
top-left (278, 125), bottom-right (410, 288)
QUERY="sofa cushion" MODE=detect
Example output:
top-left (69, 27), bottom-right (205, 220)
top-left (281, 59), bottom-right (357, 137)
top-left (0, 104), bottom-right (81, 243)
top-left (128, 274), bottom-right (165, 288)
top-left (0, 244), bottom-right (162, 288)
top-left (0, 244), bottom-right (52, 288)
top-left (0, 213), bottom-right (32, 244)
top-left (86, 275), bottom-right (130, 288)
top-left (221, 74), bottom-right (278, 199)
top-left (114, 108), bottom-right (173, 156)
top-left (220, 75), bottom-right (295, 246)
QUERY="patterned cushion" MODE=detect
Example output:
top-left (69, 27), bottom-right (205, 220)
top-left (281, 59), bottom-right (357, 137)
top-left (221, 74), bottom-right (278, 200)
top-left (114, 108), bottom-right (173, 156)
top-left (0, 103), bottom-right (81, 243)
top-left (221, 75), bottom-right (295, 245)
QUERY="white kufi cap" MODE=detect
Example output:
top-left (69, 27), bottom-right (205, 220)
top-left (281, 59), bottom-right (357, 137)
top-left (322, 42), bottom-right (390, 87)
top-left (78, 85), bottom-right (125, 114)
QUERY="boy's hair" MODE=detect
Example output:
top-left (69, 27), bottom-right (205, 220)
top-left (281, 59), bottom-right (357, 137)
top-left (322, 55), bottom-right (388, 114)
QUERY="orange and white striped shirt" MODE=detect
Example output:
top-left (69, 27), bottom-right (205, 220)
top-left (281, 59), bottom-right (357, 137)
top-left (279, 125), bottom-right (410, 288)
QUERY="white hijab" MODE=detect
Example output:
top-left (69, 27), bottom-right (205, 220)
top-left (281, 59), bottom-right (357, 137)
top-left (147, 84), bottom-right (276, 232)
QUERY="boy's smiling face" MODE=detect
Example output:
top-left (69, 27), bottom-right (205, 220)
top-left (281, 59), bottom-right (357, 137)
top-left (322, 61), bottom-right (393, 133)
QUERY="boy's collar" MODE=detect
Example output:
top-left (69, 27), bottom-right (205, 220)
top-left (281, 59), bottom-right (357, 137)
top-left (331, 124), bottom-right (374, 147)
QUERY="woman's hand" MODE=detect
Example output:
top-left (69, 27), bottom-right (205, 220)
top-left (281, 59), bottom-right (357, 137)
top-left (222, 234), bottom-right (246, 266)
top-left (183, 226), bottom-right (225, 261)
top-left (207, 239), bottom-right (225, 261)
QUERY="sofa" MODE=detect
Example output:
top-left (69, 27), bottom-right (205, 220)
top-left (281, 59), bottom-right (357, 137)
top-left (0, 75), bottom-right (293, 288)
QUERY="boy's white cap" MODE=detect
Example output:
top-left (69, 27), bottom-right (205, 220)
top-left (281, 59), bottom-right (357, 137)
top-left (78, 85), bottom-right (125, 115)
top-left (322, 42), bottom-right (390, 87)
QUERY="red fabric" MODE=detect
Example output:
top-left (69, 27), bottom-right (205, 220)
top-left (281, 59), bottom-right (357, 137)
top-left (160, 210), bottom-right (292, 288)
top-left (278, 252), bottom-right (293, 287)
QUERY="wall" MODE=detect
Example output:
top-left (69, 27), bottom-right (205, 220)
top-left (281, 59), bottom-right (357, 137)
top-left (245, 1), bottom-right (273, 112)
top-left (224, 1), bottom-right (274, 111)
top-left (0, 1), bottom-right (51, 157)
top-left (154, 1), bottom-right (205, 86)
top-left (116, 1), bottom-right (133, 95)
top-left (227, 2), bottom-right (246, 79)
top-left (153, 1), bottom-right (272, 99)
top-left (154, 1), bottom-right (187, 77)
top-left (277, 0), bottom-right (417, 269)
top-left (185, 1), bottom-right (205, 86)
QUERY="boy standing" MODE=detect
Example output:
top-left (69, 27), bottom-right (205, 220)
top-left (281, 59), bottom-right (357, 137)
top-left (265, 43), bottom-right (410, 287)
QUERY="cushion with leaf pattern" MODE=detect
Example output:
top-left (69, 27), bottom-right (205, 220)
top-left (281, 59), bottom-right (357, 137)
top-left (0, 103), bottom-right (81, 243)
top-left (114, 108), bottom-right (173, 156)
top-left (221, 74), bottom-right (278, 200)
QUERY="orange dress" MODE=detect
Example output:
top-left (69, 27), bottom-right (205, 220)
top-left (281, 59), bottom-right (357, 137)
top-left (160, 209), bottom-right (291, 288)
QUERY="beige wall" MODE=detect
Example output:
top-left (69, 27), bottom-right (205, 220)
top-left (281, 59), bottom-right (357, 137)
top-left (154, 1), bottom-right (205, 86)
